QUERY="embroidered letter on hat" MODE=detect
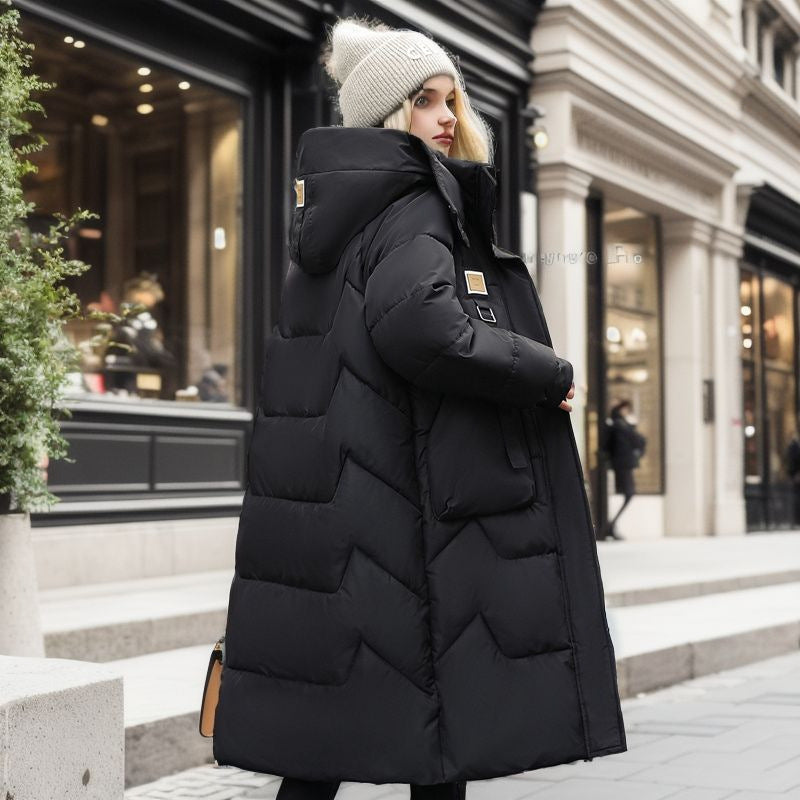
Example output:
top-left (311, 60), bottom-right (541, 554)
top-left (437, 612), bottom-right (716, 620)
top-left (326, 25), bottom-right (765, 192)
top-left (464, 270), bottom-right (488, 295)
top-left (406, 42), bottom-right (435, 60)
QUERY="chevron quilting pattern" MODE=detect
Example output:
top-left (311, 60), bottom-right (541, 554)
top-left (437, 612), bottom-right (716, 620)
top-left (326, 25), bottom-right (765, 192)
top-left (266, 277), bottom-right (412, 419)
top-left (228, 545), bottom-right (434, 695)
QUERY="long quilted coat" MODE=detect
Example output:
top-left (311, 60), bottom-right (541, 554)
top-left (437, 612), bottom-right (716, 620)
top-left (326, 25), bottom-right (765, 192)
top-left (212, 125), bottom-right (627, 784)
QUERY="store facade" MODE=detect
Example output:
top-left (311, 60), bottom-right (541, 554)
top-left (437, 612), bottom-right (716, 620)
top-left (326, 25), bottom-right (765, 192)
top-left (19, 0), bottom-right (544, 526)
top-left (738, 185), bottom-right (800, 530)
top-left (529, 0), bottom-right (800, 537)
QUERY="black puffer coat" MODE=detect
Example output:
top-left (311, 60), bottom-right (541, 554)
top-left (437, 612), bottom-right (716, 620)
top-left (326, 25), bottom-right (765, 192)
top-left (213, 126), bottom-right (627, 784)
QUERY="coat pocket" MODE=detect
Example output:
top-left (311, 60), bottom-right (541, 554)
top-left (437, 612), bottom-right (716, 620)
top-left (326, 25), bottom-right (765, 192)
top-left (426, 394), bottom-right (536, 521)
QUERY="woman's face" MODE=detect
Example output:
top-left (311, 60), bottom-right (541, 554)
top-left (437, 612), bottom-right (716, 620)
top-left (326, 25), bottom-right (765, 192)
top-left (408, 74), bottom-right (456, 155)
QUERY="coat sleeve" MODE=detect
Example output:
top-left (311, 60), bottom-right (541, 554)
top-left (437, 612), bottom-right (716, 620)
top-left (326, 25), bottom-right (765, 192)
top-left (364, 232), bottom-right (574, 409)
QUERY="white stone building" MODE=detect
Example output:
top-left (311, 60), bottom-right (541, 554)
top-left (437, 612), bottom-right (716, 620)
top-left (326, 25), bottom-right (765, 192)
top-left (530, 0), bottom-right (800, 537)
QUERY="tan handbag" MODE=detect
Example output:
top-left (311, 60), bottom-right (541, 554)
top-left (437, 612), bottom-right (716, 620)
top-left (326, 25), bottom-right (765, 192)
top-left (199, 635), bottom-right (225, 738)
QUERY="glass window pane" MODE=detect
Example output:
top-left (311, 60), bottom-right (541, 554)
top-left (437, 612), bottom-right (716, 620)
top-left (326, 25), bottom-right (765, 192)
top-left (21, 14), bottom-right (244, 406)
top-left (740, 269), bottom-right (762, 484)
top-left (766, 368), bottom-right (796, 484)
top-left (761, 276), bottom-right (796, 488)
top-left (762, 275), bottom-right (794, 368)
top-left (603, 201), bottom-right (661, 493)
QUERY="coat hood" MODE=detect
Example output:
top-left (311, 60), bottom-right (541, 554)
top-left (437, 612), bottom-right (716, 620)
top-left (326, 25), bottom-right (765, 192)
top-left (288, 126), bottom-right (498, 275)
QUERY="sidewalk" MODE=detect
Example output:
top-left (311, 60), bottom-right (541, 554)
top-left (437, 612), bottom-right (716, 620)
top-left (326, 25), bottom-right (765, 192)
top-left (32, 529), bottom-right (800, 789)
top-left (597, 531), bottom-right (800, 605)
top-left (125, 648), bottom-right (800, 799)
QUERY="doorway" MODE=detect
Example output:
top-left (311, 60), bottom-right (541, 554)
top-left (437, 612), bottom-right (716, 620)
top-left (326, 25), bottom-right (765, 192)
top-left (586, 195), bottom-right (664, 537)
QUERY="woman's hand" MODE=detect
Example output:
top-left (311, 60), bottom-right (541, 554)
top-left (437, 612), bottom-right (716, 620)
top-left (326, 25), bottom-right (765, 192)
top-left (559, 381), bottom-right (575, 413)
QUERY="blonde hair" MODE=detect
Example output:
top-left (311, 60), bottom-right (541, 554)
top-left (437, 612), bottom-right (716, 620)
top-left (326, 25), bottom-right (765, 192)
top-left (381, 79), bottom-right (494, 165)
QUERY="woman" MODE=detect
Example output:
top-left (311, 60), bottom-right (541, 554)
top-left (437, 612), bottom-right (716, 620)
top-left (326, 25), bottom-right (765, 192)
top-left (211, 16), bottom-right (627, 799)
top-left (600, 399), bottom-right (647, 540)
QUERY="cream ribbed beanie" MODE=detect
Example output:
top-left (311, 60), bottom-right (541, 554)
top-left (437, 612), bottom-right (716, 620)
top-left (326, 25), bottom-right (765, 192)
top-left (324, 17), bottom-right (465, 128)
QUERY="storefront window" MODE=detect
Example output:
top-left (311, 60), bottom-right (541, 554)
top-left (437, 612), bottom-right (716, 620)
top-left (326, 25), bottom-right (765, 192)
top-left (740, 266), bottom-right (799, 528)
top-left (603, 201), bottom-right (662, 493)
top-left (20, 14), bottom-right (243, 406)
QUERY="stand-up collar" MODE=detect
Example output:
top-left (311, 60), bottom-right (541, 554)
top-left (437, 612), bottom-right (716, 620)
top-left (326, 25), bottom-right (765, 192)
top-left (290, 126), bottom-right (497, 274)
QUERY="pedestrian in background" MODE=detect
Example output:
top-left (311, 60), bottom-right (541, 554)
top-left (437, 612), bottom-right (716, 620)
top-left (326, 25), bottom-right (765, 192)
top-left (785, 421), bottom-right (800, 525)
top-left (600, 398), bottom-right (646, 540)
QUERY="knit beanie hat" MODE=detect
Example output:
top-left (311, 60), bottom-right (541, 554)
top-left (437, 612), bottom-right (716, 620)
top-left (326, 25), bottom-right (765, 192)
top-left (324, 17), bottom-right (465, 128)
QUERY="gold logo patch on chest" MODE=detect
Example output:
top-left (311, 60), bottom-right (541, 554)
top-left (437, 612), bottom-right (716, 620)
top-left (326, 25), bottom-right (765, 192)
top-left (464, 270), bottom-right (488, 295)
top-left (294, 178), bottom-right (305, 208)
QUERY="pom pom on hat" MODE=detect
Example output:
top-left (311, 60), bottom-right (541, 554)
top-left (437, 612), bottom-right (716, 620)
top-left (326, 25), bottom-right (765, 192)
top-left (323, 17), bottom-right (465, 128)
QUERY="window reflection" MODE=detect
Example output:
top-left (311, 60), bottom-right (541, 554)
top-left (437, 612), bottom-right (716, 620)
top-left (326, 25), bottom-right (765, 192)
top-left (603, 201), bottom-right (662, 493)
top-left (21, 14), bottom-right (243, 405)
top-left (762, 276), bottom-right (796, 488)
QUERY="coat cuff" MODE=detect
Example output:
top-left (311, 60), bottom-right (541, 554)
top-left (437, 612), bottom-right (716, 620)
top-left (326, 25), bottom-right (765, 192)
top-left (536, 356), bottom-right (574, 409)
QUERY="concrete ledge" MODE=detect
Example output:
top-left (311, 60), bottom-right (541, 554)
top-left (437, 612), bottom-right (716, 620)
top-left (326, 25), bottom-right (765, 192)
top-left (40, 569), bottom-right (231, 661)
top-left (605, 568), bottom-right (800, 607)
top-left (612, 581), bottom-right (800, 697)
top-left (616, 623), bottom-right (800, 698)
top-left (108, 644), bottom-right (215, 787)
top-left (598, 531), bottom-right (800, 608)
top-left (45, 608), bottom-right (228, 662)
top-left (126, 712), bottom-right (214, 788)
top-left (0, 655), bottom-right (124, 799)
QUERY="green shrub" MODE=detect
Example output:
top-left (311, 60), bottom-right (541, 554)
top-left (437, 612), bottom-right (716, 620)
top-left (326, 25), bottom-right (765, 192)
top-left (0, 0), bottom-right (119, 512)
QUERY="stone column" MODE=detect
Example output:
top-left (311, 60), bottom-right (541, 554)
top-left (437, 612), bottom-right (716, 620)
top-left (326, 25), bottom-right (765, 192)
top-left (782, 47), bottom-right (794, 94)
top-left (661, 217), bottom-right (713, 536)
top-left (794, 43), bottom-right (800, 101)
top-left (743, 0), bottom-right (759, 64)
top-left (710, 227), bottom-right (747, 535)
top-left (760, 17), bottom-right (781, 83)
top-left (536, 163), bottom-right (593, 466)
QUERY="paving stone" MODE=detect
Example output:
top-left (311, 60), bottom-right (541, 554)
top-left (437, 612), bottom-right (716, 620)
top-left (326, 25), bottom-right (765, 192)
top-left (668, 719), bottom-right (796, 754)
top-left (757, 734), bottom-right (800, 752)
top-left (468, 775), bottom-right (556, 798)
top-left (529, 757), bottom-right (650, 781)
top-left (623, 701), bottom-right (739, 724)
top-left (627, 721), bottom-right (732, 737)
top-left (725, 793), bottom-right (800, 800)
top-left (731, 702), bottom-right (800, 719)
top-left (664, 747), bottom-right (798, 771)
top-left (528, 777), bottom-right (683, 799)
top-left (192, 789), bottom-right (244, 800)
top-left (630, 759), bottom-right (800, 793)
top-left (690, 715), bottom-right (761, 727)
